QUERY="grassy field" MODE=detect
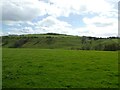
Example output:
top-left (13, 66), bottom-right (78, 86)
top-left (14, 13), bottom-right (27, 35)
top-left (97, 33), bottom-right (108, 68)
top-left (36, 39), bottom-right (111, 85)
top-left (2, 48), bottom-right (118, 88)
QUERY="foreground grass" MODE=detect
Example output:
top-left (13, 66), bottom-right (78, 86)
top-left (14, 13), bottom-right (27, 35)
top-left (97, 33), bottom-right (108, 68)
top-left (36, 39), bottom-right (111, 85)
top-left (2, 48), bottom-right (118, 88)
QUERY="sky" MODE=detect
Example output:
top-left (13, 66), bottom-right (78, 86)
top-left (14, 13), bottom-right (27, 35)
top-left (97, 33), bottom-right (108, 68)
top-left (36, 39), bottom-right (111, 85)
top-left (0, 0), bottom-right (119, 37)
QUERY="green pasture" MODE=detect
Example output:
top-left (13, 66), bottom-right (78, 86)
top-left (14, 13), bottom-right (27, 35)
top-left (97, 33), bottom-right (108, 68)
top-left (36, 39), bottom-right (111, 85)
top-left (2, 48), bottom-right (118, 88)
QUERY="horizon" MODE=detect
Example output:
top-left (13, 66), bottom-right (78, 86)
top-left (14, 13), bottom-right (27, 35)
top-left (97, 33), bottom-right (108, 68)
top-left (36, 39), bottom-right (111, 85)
top-left (1, 33), bottom-right (120, 38)
top-left (0, 0), bottom-right (119, 37)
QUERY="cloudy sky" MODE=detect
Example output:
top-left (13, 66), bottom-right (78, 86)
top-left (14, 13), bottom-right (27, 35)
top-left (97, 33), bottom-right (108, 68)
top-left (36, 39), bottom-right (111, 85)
top-left (0, 0), bottom-right (119, 37)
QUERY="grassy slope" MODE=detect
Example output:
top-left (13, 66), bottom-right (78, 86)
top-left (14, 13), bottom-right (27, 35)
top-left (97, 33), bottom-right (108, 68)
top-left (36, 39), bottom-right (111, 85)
top-left (2, 48), bottom-right (118, 88)
top-left (2, 34), bottom-right (119, 50)
top-left (2, 34), bottom-right (81, 49)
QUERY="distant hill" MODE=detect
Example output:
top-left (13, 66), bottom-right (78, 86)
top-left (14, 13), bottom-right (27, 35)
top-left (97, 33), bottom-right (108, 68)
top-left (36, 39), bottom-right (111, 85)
top-left (1, 33), bottom-right (120, 51)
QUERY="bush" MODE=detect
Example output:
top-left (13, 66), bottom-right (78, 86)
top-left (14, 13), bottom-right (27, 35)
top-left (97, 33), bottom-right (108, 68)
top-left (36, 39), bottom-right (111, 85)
top-left (104, 43), bottom-right (119, 51)
top-left (9, 38), bottom-right (28, 48)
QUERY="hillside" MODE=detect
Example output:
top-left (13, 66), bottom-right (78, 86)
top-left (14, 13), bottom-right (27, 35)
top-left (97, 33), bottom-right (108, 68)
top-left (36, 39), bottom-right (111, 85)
top-left (1, 33), bottom-right (119, 51)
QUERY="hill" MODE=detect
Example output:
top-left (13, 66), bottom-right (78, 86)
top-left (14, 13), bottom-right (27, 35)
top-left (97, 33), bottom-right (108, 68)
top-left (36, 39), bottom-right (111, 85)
top-left (1, 33), bottom-right (120, 51)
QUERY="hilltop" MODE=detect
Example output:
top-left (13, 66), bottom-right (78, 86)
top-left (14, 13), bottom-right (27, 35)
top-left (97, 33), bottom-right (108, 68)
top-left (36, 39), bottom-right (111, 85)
top-left (1, 33), bottom-right (119, 51)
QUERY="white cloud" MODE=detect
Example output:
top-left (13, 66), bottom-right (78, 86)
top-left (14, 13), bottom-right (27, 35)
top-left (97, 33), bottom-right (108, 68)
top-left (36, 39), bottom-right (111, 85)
top-left (20, 27), bottom-right (34, 34)
top-left (3, 16), bottom-right (72, 35)
top-left (47, 0), bottom-right (118, 17)
top-left (1, 0), bottom-right (47, 21)
top-left (34, 16), bottom-right (72, 34)
top-left (83, 17), bottom-right (116, 27)
top-left (1, 0), bottom-right (119, 37)
top-left (75, 16), bottom-right (118, 37)
top-left (4, 16), bottom-right (117, 37)
top-left (37, 16), bottom-right (71, 27)
top-left (1, 0), bottom-right (118, 21)
top-left (2, 21), bottom-right (22, 26)
top-left (4, 27), bottom-right (35, 35)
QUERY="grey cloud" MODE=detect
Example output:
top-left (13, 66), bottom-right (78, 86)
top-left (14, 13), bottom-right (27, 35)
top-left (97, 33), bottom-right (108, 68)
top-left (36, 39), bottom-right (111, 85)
top-left (1, 0), bottom-right (46, 21)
